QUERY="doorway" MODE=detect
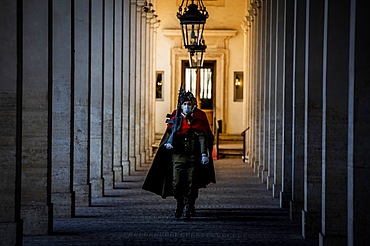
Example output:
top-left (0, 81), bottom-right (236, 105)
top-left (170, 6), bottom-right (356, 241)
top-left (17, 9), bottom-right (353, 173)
top-left (182, 61), bottom-right (215, 131)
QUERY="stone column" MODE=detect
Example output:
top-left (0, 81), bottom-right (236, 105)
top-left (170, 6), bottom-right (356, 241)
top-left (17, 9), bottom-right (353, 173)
top-left (245, 15), bottom-right (251, 163)
top-left (252, 4), bottom-right (259, 171)
top-left (262, 0), bottom-right (270, 184)
top-left (257, 0), bottom-right (265, 178)
top-left (249, 12), bottom-right (255, 170)
top-left (103, 0), bottom-right (114, 190)
top-left (139, 8), bottom-right (147, 165)
top-left (129, 0), bottom-right (137, 173)
top-left (320, 0), bottom-right (350, 245)
top-left (280, 0), bottom-right (294, 209)
top-left (249, 2), bottom-right (256, 168)
top-left (273, 0), bottom-right (284, 199)
top-left (0, 0), bottom-right (23, 243)
top-left (145, 13), bottom-right (153, 162)
top-left (242, 20), bottom-right (249, 163)
top-left (122, 0), bottom-right (131, 175)
top-left (267, 0), bottom-right (277, 191)
top-left (253, 2), bottom-right (262, 175)
top-left (51, 0), bottom-right (73, 218)
top-left (73, 0), bottom-right (90, 207)
top-left (90, 0), bottom-right (104, 199)
top-left (290, 0), bottom-right (305, 222)
top-left (113, 0), bottom-right (123, 182)
top-left (133, 1), bottom-right (143, 169)
top-left (302, 0), bottom-right (324, 239)
top-left (149, 19), bottom-right (160, 157)
top-left (348, 2), bottom-right (370, 245)
top-left (250, 17), bottom-right (255, 168)
top-left (21, 0), bottom-right (52, 234)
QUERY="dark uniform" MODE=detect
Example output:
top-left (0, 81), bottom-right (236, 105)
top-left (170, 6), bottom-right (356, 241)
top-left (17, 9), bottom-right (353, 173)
top-left (142, 92), bottom-right (216, 219)
top-left (171, 114), bottom-right (209, 218)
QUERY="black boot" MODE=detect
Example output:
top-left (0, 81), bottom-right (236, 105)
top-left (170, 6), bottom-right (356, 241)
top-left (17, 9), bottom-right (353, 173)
top-left (174, 204), bottom-right (184, 219)
top-left (184, 206), bottom-right (191, 219)
top-left (188, 204), bottom-right (196, 216)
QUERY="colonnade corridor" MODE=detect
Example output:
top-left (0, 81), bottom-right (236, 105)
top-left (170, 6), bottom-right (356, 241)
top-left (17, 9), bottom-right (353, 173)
top-left (23, 158), bottom-right (317, 246)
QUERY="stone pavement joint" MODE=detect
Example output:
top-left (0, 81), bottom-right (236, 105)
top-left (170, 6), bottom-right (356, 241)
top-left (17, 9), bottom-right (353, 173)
top-left (23, 158), bottom-right (318, 246)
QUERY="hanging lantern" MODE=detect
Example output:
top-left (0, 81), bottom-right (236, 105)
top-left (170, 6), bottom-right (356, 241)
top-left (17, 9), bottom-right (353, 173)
top-left (177, 0), bottom-right (208, 67)
top-left (188, 41), bottom-right (205, 68)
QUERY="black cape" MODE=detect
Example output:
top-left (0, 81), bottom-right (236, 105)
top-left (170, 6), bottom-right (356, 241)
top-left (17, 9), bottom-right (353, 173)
top-left (142, 131), bottom-right (216, 198)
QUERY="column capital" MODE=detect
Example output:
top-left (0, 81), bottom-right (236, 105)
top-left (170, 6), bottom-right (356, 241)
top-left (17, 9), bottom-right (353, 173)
top-left (241, 21), bottom-right (250, 33)
top-left (136, 0), bottom-right (146, 7)
top-left (151, 19), bottom-right (161, 30)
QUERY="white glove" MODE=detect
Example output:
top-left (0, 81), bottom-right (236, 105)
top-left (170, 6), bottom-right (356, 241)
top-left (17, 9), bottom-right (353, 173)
top-left (201, 155), bottom-right (209, 165)
top-left (164, 143), bottom-right (173, 149)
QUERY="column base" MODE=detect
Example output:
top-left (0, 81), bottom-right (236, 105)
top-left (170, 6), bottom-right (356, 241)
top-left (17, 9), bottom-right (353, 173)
top-left (52, 193), bottom-right (72, 218)
top-left (73, 185), bottom-right (89, 206)
top-left (253, 160), bottom-right (259, 173)
top-left (267, 176), bottom-right (274, 190)
top-left (103, 172), bottom-right (114, 190)
top-left (122, 160), bottom-right (130, 176)
top-left (319, 232), bottom-right (347, 246)
top-left (140, 151), bottom-right (146, 165)
top-left (90, 178), bottom-right (104, 199)
top-left (21, 204), bottom-right (51, 235)
top-left (250, 156), bottom-right (255, 169)
top-left (0, 221), bottom-right (23, 246)
top-left (113, 167), bottom-right (123, 183)
top-left (129, 156), bottom-right (137, 173)
top-left (289, 200), bottom-right (303, 221)
top-left (279, 191), bottom-right (291, 208)
top-left (302, 210), bottom-right (320, 239)
top-left (261, 169), bottom-right (268, 183)
top-left (257, 164), bottom-right (263, 178)
top-left (272, 184), bottom-right (280, 198)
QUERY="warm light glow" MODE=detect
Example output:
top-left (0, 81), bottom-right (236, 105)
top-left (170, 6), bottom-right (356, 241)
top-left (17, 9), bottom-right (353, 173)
top-left (235, 76), bottom-right (241, 86)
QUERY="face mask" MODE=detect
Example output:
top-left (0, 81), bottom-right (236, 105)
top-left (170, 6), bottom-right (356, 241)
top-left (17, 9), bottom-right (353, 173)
top-left (182, 105), bottom-right (192, 114)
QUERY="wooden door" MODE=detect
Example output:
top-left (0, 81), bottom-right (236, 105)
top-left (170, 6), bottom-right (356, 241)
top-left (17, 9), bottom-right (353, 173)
top-left (182, 61), bottom-right (215, 132)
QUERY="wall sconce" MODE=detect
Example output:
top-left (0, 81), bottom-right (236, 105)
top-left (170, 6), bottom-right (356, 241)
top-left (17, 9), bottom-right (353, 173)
top-left (235, 76), bottom-right (241, 86)
top-left (234, 71), bottom-right (243, 102)
top-left (155, 71), bottom-right (164, 100)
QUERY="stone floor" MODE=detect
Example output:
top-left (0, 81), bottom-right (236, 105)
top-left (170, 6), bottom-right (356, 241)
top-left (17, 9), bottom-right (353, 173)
top-left (23, 158), bottom-right (318, 246)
